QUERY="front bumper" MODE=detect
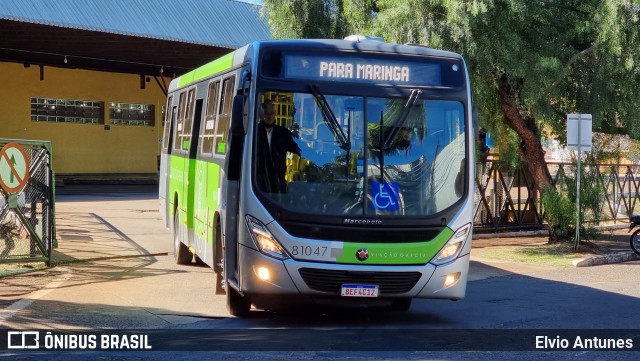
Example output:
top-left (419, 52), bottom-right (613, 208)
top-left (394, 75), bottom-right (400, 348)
top-left (238, 245), bottom-right (469, 302)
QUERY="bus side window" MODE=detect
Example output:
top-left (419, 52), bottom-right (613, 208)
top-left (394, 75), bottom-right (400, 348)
top-left (172, 91), bottom-right (187, 152)
top-left (181, 89), bottom-right (196, 151)
top-left (201, 80), bottom-right (221, 155)
top-left (214, 75), bottom-right (236, 155)
top-left (161, 95), bottom-right (173, 151)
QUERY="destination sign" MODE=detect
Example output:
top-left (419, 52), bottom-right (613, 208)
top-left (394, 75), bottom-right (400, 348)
top-left (319, 61), bottom-right (410, 82)
top-left (283, 54), bottom-right (461, 87)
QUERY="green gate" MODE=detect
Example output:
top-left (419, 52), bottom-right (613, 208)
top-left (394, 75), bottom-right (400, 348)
top-left (0, 139), bottom-right (55, 267)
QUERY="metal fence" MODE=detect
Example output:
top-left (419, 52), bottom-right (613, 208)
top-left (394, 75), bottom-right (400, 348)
top-left (474, 157), bottom-right (640, 232)
top-left (548, 162), bottom-right (640, 224)
top-left (2, 140), bottom-right (636, 265)
top-left (474, 158), bottom-right (544, 232)
top-left (0, 139), bottom-right (55, 266)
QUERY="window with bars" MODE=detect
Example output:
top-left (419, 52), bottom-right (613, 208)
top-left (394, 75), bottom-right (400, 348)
top-left (31, 97), bottom-right (104, 124)
top-left (173, 89), bottom-right (196, 152)
top-left (200, 80), bottom-right (221, 155)
top-left (214, 76), bottom-right (235, 155)
top-left (161, 97), bottom-right (173, 152)
top-left (199, 76), bottom-right (235, 156)
top-left (109, 102), bottom-right (155, 126)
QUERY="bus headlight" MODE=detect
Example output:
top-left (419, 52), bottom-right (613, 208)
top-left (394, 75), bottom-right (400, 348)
top-left (245, 216), bottom-right (289, 260)
top-left (431, 224), bottom-right (470, 266)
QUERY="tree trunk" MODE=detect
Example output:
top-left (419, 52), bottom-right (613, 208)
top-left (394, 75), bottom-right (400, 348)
top-left (496, 79), bottom-right (552, 190)
top-left (496, 78), bottom-right (561, 240)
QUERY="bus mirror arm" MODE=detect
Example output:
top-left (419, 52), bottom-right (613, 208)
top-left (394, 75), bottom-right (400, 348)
top-left (472, 105), bottom-right (479, 140)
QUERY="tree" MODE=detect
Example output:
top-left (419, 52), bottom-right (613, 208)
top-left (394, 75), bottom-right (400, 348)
top-left (263, 1), bottom-right (640, 240)
top-left (263, 0), bottom-right (640, 193)
top-left (261, 0), bottom-right (349, 39)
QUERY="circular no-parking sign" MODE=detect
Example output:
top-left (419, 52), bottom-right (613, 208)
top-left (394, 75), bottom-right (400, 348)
top-left (0, 142), bottom-right (30, 193)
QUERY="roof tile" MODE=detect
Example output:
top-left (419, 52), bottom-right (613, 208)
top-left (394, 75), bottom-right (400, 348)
top-left (0, 0), bottom-right (271, 48)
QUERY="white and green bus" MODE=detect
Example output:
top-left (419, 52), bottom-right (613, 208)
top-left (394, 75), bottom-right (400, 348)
top-left (160, 37), bottom-right (476, 316)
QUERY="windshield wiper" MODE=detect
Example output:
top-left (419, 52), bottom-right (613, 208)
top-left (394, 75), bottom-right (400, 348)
top-left (310, 85), bottom-right (351, 152)
top-left (382, 89), bottom-right (422, 150)
top-left (375, 89), bottom-right (422, 186)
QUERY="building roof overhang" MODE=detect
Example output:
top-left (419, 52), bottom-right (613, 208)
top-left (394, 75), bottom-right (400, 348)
top-left (0, 19), bottom-right (232, 78)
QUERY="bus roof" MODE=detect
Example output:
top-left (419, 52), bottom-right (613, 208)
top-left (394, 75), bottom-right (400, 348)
top-left (168, 39), bottom-right (464, 92)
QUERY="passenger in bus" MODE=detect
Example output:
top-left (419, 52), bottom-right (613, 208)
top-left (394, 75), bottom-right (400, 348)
top-left (256, 100), bottom-right (301, 193)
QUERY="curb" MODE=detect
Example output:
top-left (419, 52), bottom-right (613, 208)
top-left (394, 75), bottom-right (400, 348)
top-left (573, 251), bottom-right (640, 267)
top-left (472, 230), bottom-right (549, 239)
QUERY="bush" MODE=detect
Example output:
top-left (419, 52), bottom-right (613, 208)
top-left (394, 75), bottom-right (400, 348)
top-left (541, 186), bottom-right (575, 240)
top-left (0, 221), bottom-right (19, 241)
top-left (542, 155), bottom-right (604, 242)
top-left (0, 220), bottom-right (19, 258)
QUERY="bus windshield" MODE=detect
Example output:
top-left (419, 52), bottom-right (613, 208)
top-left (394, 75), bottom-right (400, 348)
top-left (254, 91), bottom-right (466, 217)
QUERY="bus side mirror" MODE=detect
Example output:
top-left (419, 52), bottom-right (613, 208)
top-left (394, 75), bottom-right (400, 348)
top-left (226, 95), bottom-right (246, 181)
top-left (230, 94), bottom-right (245, 136)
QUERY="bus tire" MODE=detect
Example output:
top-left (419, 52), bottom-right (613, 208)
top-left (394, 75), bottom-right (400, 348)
top-left (227, 285), bottom-right (251, 317)
top-left (389, 298), bottom-right (412, 311)
top-left (173, 210), bottom-right (192, 265)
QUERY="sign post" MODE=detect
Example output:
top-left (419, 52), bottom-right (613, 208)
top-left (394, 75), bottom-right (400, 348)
top-left (0, 142), bottom-right (30, 194)
top-left (567, 114), bottom-right (592, 250)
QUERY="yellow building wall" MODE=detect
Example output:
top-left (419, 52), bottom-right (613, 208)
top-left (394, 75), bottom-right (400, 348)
top-left (0, 62), bottom-right (170, 174)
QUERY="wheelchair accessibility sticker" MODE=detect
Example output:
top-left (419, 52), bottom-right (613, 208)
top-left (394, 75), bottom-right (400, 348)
top-left (371, 181), bottom-right (399, 211)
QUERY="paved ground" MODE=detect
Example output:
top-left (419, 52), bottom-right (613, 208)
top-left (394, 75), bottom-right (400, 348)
top-left (2, 184), bottom-right (639, 282)
top-left (50, 199), bottom-right (638, 272)
top-left (2, 187), bottom-right (639, 360)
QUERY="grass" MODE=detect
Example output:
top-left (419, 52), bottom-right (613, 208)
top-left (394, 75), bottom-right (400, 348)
top-left (473, 242), bottom-right (595, 267)
top-left (0, 262), bottom-right (47, 277)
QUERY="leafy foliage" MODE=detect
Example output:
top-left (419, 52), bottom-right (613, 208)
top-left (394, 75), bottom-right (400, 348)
top-left (0, 219), bottom-right (19, 258)
top-left (262, 0), bottom-right (350, 39)
top-left (0, 221), bottom-right (19, 241)
top-left (543, 153), bottom-right (605, 241)
top-left (261, 0), bottom-right (640, 235)
top-left (263, 0), bottom-right (640, 152)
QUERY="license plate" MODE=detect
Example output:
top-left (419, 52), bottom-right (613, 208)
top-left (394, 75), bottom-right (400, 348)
top-left (340, 284), bottom-right (379, 298)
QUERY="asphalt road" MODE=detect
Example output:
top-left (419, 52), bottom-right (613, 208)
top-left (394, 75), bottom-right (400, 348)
top-left (0, 185), bottom-right (638, 360)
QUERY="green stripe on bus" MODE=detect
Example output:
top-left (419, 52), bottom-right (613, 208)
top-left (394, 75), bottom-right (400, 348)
top-left (178, 51), bottom-right (235, 88)
top-left (336, 227), bottom-right (454, 265)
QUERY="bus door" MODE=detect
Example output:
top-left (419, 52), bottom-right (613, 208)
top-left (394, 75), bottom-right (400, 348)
top-left (159, 96), bottom-right (175, 227)
top-left (171, 88), bottom-right (198, 236)
top-left (183, 95), bottom-right (204, 241)
top-left (222, 71), bottom-right (247, 289)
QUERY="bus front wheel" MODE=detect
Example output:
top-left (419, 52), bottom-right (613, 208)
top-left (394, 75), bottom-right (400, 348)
top-left (226, 285), bottom-right (251, 317)
top-left (173, 210), bottom-right (192, 265)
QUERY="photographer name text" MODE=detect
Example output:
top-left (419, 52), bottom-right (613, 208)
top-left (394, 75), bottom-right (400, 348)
top-left (536, 335), bottom-right (634, 350)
